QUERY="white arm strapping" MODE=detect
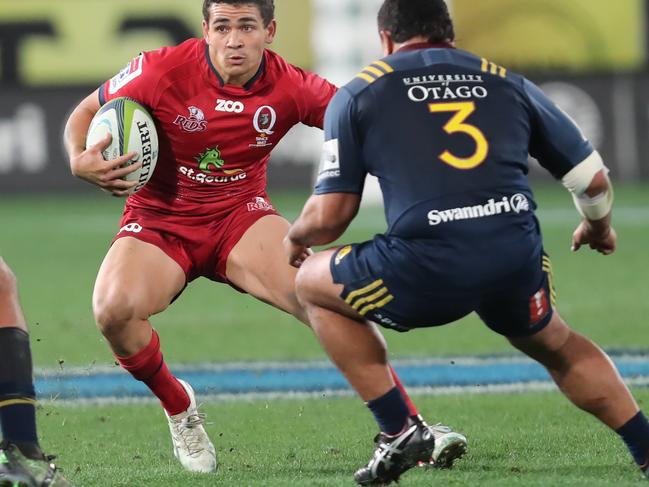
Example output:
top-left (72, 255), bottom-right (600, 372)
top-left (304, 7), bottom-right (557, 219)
top-left (561, 151), bottom-right (613, 220)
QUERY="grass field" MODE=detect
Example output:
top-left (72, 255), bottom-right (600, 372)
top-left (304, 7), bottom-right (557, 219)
top-left (39, 393), bottom-right (649, 486)
top-left (1, 184), bottom-right (648, 485)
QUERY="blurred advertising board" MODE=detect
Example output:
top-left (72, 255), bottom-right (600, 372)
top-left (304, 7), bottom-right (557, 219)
top-left (0, 0), bottom-right (312, 86)
top-left (453, 0), bottom-right (646, 73)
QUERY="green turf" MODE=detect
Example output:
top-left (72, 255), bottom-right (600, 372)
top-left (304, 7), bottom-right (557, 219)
top-left (2, 185), bottom-right (648, 486)
top-left (0, 184), bottom-right (647, 367)
top-left (40, 390), bottom-right (649, 486)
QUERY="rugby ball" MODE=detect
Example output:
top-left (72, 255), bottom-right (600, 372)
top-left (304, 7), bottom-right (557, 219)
top-left (86, 97), bottom-right (158, 194)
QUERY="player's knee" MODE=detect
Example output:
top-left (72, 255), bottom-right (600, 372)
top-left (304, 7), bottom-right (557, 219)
top-left (294, 258), bottom-right (320, 308)
top-left (0, 258), bottom-right (18, 295)
top-left (93, 287), bottom-right (139, 336)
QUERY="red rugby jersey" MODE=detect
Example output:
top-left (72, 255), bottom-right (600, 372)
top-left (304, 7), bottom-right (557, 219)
top-left (100, 38), bottom-right (337, 215)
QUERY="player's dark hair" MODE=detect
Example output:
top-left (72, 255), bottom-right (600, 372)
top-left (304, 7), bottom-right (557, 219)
top-left (377, 0), bottom-right (454, 44)
top-left (202, 0), bottom-right (275, 27)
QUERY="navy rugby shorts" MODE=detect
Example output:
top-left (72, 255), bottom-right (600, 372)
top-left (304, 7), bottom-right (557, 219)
top-left (330, 234), bottom-right (555, 337)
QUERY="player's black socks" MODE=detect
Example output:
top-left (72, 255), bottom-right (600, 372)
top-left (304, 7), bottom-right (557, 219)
top-left (0, 327), bottom-right (42, 459)
top-left (616, 410), bottom-right (649, 466)
top-left (367, 386), bottom-right (410, 435)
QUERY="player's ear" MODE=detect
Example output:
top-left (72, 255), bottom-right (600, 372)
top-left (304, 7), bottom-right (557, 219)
top-left (379, 30), bottom-right (394, 56)
top-left (265, 19), bottom-right (277, 44)
top-left (202, 19), bottom-right (209, 40)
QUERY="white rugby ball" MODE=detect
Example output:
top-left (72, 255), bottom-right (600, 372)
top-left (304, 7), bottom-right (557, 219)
top-left (86, 97), bottom-right (158, 194)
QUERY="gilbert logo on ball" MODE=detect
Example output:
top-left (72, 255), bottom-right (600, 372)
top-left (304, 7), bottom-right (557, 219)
top-left (86, 97), bottom-right (159, 194)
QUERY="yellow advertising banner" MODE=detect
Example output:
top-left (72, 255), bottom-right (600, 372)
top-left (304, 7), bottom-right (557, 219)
top-left (0, 0), bottom-right (312, 85)
top-left (453, 0), bottom-right (645, 72)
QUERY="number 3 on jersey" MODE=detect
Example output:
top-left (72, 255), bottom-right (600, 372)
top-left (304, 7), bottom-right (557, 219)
top-left (429, 101), bottom-right (488, 170)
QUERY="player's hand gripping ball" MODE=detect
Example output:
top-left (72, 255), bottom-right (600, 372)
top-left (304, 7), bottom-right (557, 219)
top-left (86, 97), bottom-right (159, 194)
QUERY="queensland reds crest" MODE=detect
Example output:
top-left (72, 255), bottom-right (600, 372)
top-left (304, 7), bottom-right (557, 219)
top-left (174, 106), bottom-right (208, 133)
top-left (253, 105), bottom-right (276, 135)
top-left (250, 105), bottom-right (277, 147)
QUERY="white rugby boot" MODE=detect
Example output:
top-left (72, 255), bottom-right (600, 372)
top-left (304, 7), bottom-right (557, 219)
top-left (429, 422), bottom-right (467, 468)
top-left (165, 379), bottom-right (217, 473)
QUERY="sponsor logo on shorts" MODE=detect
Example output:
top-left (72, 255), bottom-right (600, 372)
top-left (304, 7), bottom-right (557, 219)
top-left (529, 288), bottom-right (550, 325)
top-left (316, 138), bottom-right (340, 181)
top-left (246, 196), bottom-right (274, 212)
top-left (174, 106), bottom-right (208, 133)
top-left (427, 194), bottom-right (530, 226)
top-left (118, 223), bottom-right (142, 234)
top-left (372, 312), bottom-right (409, 332)
top-left (109, 54), bottom-right (143, 94)
top-left (249, 105), bottom-right (276, 148)
top-left (334, 245), bottom-right (352, 265)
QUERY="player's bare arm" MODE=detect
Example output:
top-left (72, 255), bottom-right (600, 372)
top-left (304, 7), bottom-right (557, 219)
top-left (285, 193), bottom-right (361, 267)
top-left (64, 89), bottom-right (140, 196)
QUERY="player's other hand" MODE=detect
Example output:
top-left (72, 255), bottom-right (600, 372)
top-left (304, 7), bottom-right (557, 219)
top-left (571, 221), bottom-right (617, 255)
top-left (69, 133), bottom-right (141, 197)
top-left (283, 235), bottom-right (313, 268)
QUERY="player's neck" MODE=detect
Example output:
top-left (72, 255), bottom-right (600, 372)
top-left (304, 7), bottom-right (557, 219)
top-left (391, 37), bottom-right (455, 54)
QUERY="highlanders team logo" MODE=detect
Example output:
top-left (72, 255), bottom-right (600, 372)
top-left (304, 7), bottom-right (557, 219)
top-left (250, 105), bottom-right (277, 148)
top-left (174, 106), bottom-right (208, 133)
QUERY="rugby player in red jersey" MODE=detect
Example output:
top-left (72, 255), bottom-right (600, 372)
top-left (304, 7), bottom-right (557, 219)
top-left (63, 0), bottom-right (466, 474)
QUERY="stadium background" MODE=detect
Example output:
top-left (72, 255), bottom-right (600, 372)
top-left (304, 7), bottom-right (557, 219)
top-left (1, 1), bottom-right (649, 485)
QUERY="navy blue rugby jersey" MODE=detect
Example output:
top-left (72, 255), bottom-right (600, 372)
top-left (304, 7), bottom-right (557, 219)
top-left (314, 43), bottom-right (594, 240)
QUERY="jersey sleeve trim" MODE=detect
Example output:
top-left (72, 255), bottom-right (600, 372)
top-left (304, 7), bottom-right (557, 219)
top-left (355, 60), bottom-right (394, 85)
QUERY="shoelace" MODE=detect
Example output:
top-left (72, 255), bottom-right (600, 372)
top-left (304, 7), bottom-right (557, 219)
top-left (172, 413), bottom-right (208, 457)
top-left (430, 423), bottom-right (451, 435)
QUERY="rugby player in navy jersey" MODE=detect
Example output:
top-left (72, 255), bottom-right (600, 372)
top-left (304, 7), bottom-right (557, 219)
top-left (0, 258), bottom-right (74, 487)
top-left (286, 0), bottom-right (649, 484)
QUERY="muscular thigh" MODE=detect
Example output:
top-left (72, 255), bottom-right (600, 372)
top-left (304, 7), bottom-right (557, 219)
top-left (94, 237), bottom-right (186, 318)
top-left (225, 215), bottom-right (304, 321)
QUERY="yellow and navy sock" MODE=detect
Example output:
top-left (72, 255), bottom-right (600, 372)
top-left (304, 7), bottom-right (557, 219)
top-left (0, 327), bottom-right (41, 459)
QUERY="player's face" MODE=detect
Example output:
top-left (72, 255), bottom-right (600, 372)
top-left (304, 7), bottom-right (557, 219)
top-left (202, 4), bottom-right (276, 87)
